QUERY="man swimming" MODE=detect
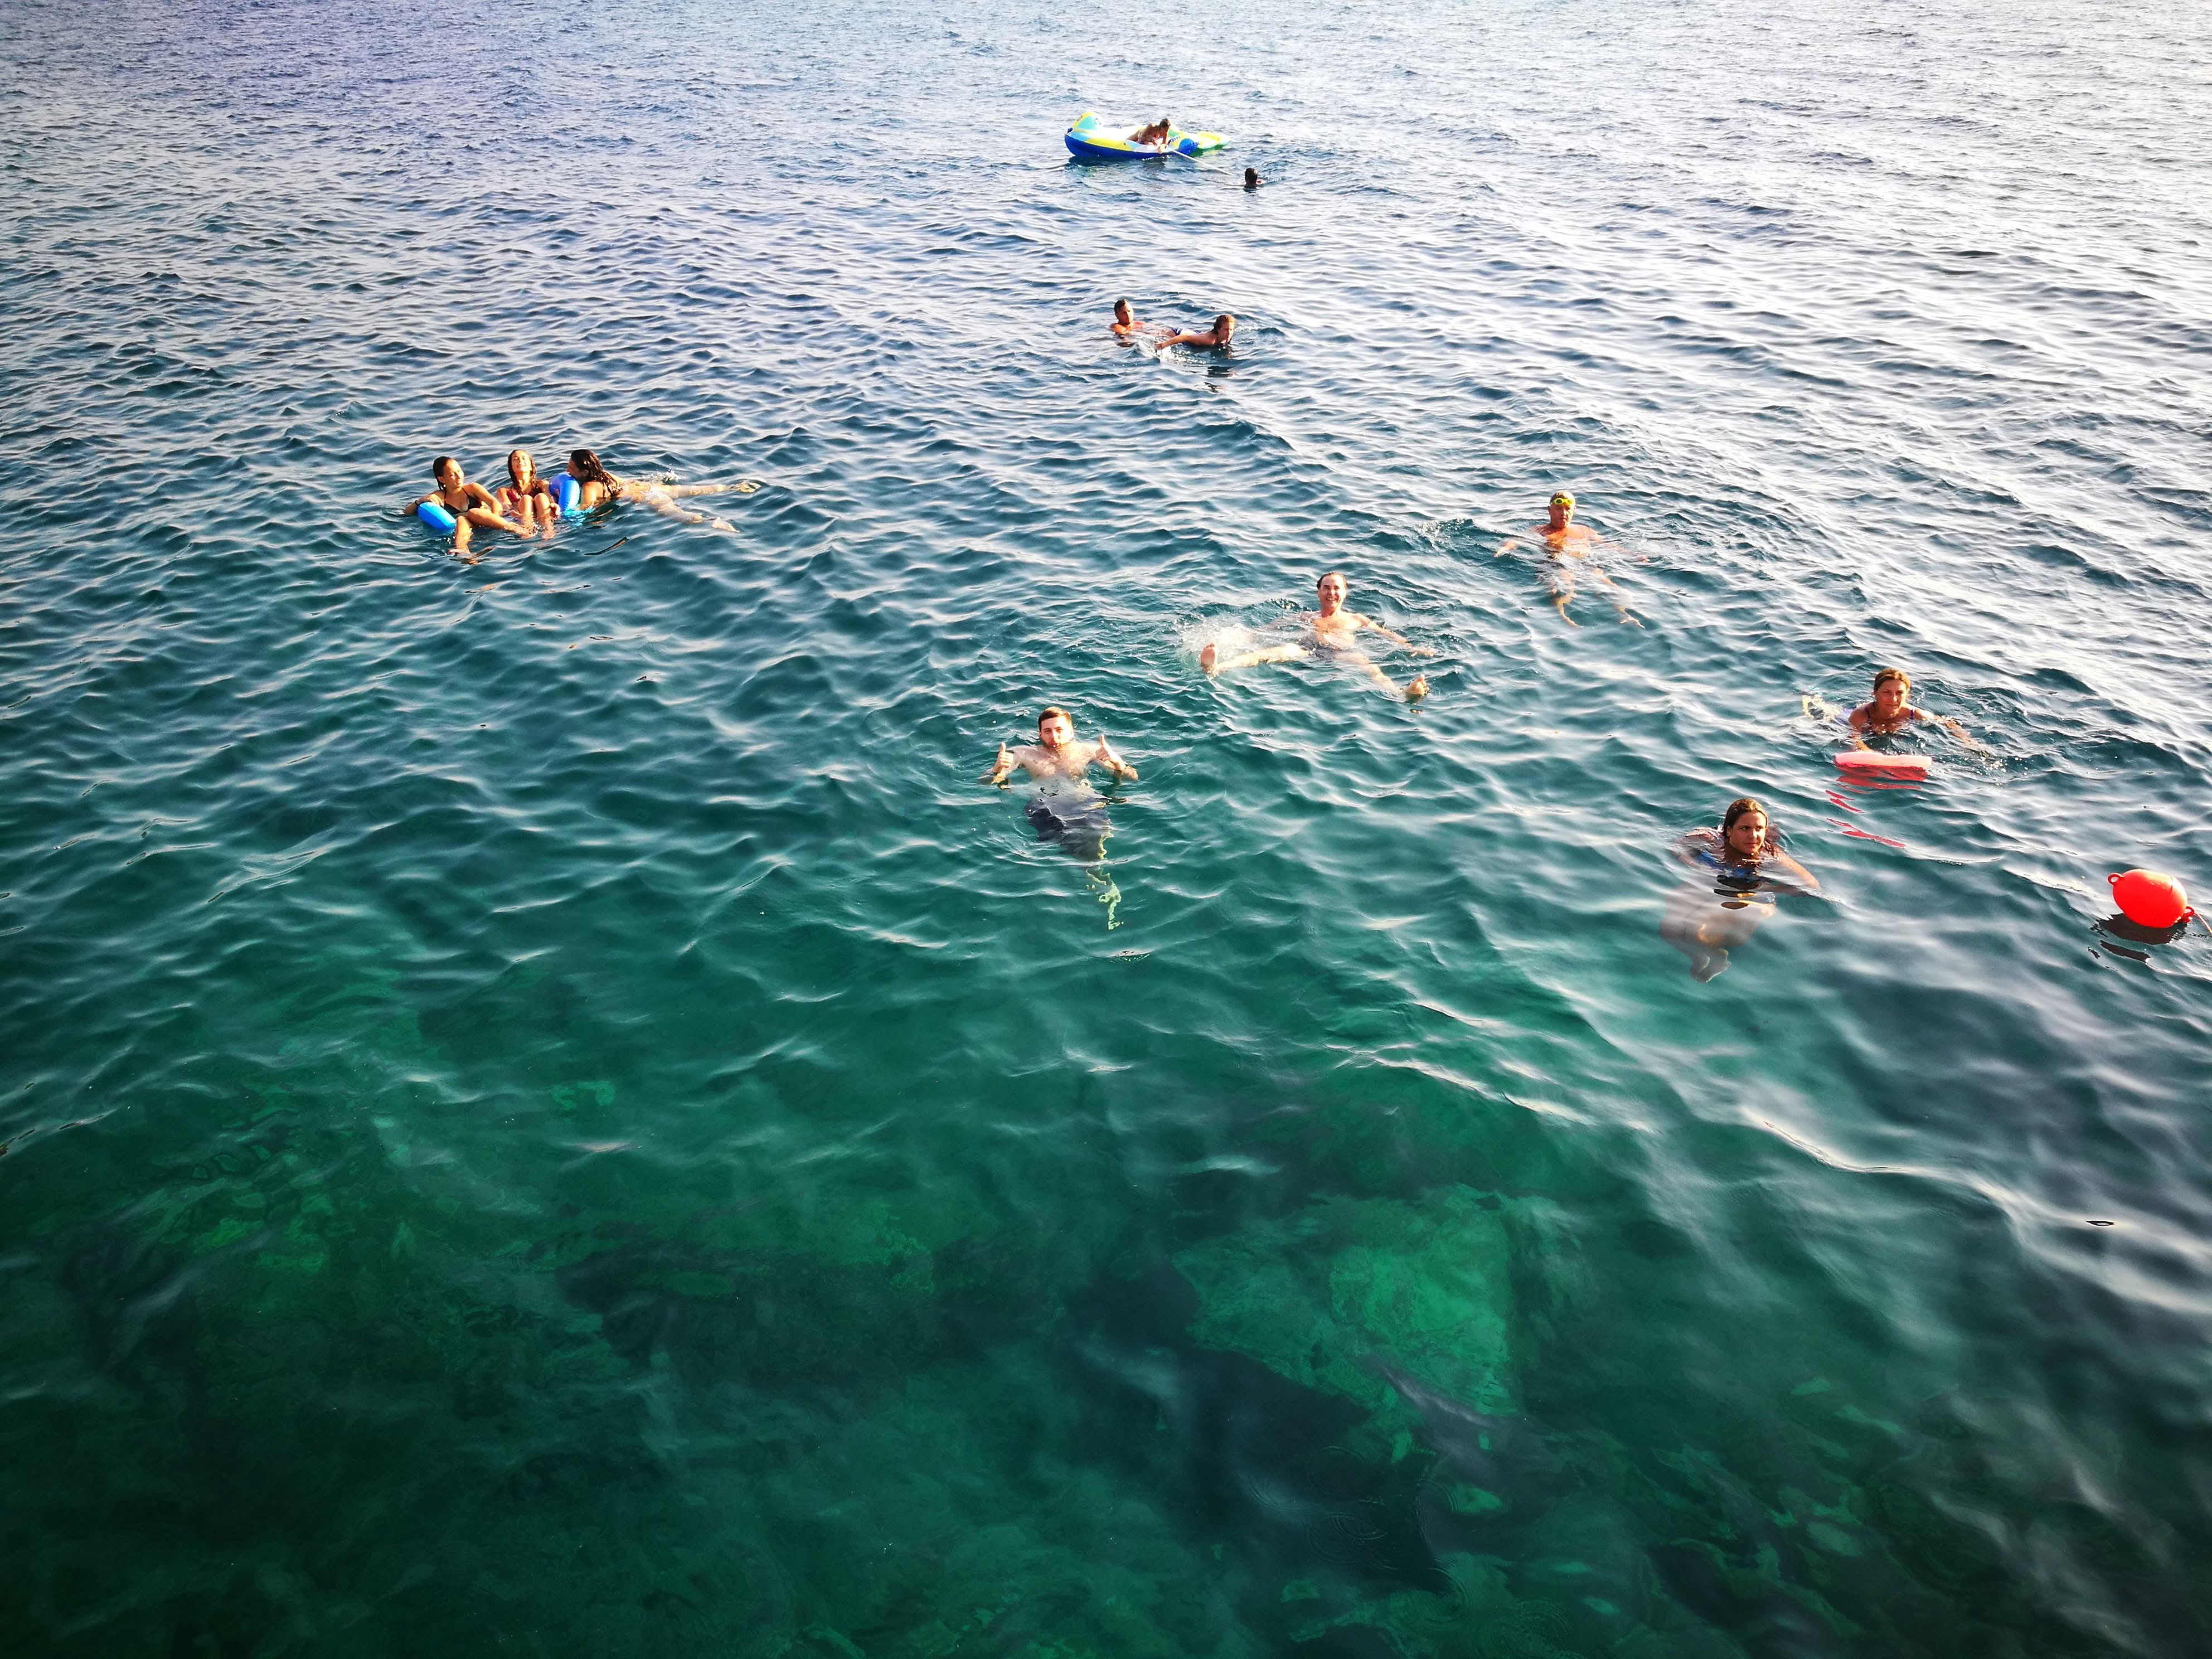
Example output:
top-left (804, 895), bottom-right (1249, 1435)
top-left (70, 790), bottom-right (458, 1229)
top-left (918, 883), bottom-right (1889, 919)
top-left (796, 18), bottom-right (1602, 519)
top-left (407, 457), bottom-right (525, 557)
top-left (1199, 571), bottom-right (1432, 700)
top-left (1158, 313), bottom-right (1235, 351)
top-left (982, 707), bottom-right (1136, 924)
top-left (982, 706), bottom-right (1138, 790)
top-left (1111, 299), bottom-right (1149, 339)
top-left (1495, 491), bottom-right (1642, 626)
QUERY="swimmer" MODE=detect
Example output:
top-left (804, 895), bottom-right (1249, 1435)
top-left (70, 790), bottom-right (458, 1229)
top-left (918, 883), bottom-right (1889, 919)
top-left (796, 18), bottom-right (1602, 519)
top-left (1495, 491), bottom-right (1642, 626)
top-left (1158, 313), bottom-right (1235, 351)
top-left (982, 706), bottom-right (1136, 926)
top-left (564, 448), bottom-right (758, 531)
top-left (1199, 571), bottom-right (1432, 700)
top-left (1845, 667), bottom-right (1978, 748)
top-left (1661, 797), bottom-right (1819, 981)
top-left (982, 706), bottom-right (1138, 789)
top-left (406, 456), bottom-right (525, 559)
top-left (494, 448), bottom-right (558, 533)
top-left (1111, 298), bottom-right (1150, 340)
top-left (1243, 167), bottom-right (1263, 190)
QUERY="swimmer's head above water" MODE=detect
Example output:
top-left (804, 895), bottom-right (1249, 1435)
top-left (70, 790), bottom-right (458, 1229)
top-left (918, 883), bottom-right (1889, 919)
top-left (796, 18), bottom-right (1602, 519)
top-left (1869, 667), bottom-right (1912, 720)
top-left (1316, 570), bottom-right (1348, 613)
top-left (1037, 705), bottom-right (1074, 749)
top-left (433, 455), bottom-right (462, 489)
top-left (1547, 491), bottom-right (1576, 530)
top-left (1720, 797), bottom-right (1772, 862)
top-left (507, 449), bottom-right (538, 490)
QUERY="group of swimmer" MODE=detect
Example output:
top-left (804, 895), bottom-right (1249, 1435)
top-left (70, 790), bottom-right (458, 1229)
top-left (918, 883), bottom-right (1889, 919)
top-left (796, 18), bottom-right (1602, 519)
top-left (405, 447), bottom-right (757, 558)
top-left (987, 527), bottom-right (1973, 971)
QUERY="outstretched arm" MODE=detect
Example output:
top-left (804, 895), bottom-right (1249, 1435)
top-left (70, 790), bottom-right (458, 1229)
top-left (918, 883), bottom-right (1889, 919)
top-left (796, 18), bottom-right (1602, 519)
top-left (1354, 614), bottom-right (1433, 657)
top-left (1766, 851), bottom-right (1821, 894)
top-left (981, 742), bottom-right (1018, 786)
top-left (1093, 736), bottom-right (1138, 783)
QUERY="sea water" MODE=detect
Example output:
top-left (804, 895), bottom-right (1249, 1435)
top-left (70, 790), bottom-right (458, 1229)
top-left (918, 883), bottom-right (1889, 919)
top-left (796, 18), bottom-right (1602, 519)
top-left (3, 0), bottom-right (2209, 1652)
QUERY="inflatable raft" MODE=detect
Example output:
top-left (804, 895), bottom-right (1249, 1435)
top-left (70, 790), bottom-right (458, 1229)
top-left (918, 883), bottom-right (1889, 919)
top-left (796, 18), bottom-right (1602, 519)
top-left (1064, 111), bottom-right (1226, 161)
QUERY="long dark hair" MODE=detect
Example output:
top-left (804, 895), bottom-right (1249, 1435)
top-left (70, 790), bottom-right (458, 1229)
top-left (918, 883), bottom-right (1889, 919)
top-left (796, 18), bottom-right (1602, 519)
top-left (569, 448), bottom-right (622, 491)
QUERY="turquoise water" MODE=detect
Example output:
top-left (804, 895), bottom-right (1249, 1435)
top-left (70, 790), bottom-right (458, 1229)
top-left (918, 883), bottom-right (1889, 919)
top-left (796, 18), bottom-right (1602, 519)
top-left (5, 0), bottom-right (2210, 1651)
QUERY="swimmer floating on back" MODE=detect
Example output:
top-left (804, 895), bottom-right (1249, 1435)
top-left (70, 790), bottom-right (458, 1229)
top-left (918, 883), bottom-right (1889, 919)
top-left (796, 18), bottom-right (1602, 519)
top-left (1661, 796), bottom-right (1819, 982)
top-left (982, 706), bottom-right (1137, 927)
top-left (563, 448), bottom-right (760, 531)
top-left (1495, 492), bottom-right (1643, 627)
top-left (1200, 571), bottom-right (1432, 701)
top-left (407, 456), bottom-right (525, 560)
top-left (1158, 313), bottom-right (1235, 351)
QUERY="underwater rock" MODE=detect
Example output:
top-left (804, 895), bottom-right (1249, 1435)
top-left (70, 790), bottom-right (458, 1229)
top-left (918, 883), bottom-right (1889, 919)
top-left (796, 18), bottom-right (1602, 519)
top-left (1172, 1187), bottom-right (1517, 1437)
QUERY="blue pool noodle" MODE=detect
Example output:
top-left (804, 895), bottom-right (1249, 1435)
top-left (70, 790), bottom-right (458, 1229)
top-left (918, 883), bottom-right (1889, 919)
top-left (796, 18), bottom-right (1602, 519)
top-left (554, 474), bottom-right (583, 516)
top-left (417, 501), bottom-right (458, 533)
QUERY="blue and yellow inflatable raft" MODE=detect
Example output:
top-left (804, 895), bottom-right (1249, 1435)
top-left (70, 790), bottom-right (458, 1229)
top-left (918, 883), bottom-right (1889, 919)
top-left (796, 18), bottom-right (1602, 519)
top-left (1064, 111), bottom-right (1226, 161)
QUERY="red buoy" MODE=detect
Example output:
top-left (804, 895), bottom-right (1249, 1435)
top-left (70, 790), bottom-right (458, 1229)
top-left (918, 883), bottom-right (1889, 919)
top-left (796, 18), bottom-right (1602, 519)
top-left (2109, 870), bottom-right (2191, 929)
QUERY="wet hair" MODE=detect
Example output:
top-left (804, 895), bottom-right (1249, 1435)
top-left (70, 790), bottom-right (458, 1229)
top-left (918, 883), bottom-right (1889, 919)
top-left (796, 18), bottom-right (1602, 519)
top-left (1720, 797), bottom-right (1769, 850)
top-left (433, 455), bottom-right (458, 480)
top-left (1317, 570), bottom-right (1345, 591)
top-left (1213, 313), bottom-right (1234, 333)
top-left (1244, 167), bottom-right (1259, 187)
top-left (569, 448), bottom-right (622, 490)
top-left (1037, 705), bottom-right (1071, 733)
top-left (507, 448), bottom-right (533, 483)
top-left (1872, 667), bottom-right (1912, 693)
top-left (1114, 298), bottom-right (1131, 317)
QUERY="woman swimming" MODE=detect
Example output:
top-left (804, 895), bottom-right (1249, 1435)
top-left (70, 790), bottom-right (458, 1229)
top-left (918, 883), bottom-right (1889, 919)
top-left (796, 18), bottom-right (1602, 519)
top-left (406, 455), bottom-right (525, 559)
top-left (562, 448), bottom-right (760, 530)
top-left (1661, 797), bottom-right (1819, 981)
top-left (494, 449), bottom-right (558, 533)
top-left (1845, 667), bottom-right (1976, 747)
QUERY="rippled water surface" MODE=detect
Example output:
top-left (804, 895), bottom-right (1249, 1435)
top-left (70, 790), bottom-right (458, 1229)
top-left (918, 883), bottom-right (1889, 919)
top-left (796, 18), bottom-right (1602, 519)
top-left (5, 0), bottom-right (2211, 1652)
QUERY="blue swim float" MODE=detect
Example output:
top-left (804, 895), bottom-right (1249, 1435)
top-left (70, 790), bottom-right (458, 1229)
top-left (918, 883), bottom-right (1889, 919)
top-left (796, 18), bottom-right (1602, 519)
top-left (552, 473), bottom-right (584, 516)
top-left (1065, 111), bottom-right (1226, 162)
top-left (417, 501), bottom-right (458, 533)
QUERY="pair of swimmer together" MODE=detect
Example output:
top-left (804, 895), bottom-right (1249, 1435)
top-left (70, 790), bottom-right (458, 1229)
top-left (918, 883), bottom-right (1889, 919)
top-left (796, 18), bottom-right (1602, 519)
top-left (1112, 300), bottom-right (1235, 352)
top-left (406, 448), bottom-right (756, 557)
top-left (1662, 668), bottom-right (1978, 978)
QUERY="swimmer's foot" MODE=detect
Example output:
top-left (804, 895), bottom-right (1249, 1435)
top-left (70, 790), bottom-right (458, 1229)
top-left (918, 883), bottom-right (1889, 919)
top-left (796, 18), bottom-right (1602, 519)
top-left (1404, 675), bottom-right (1428, 702)
top-left (1618, 609), bottom-right (1645, 627)
top-left (1200, 641), bottom-right (1220, 676)
top-left (1691, 948), bottom-right (1730, 983)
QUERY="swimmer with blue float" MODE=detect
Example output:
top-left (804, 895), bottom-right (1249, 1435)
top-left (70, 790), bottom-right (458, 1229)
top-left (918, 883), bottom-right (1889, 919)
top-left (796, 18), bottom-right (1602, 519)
top-left (1200, 571), bottom-right (1432, 700)
top-left (1496, 491), bottom-right (1642, 626)
top-left (494, 449), bottom-right (560, 533)
top-left (561, 448), bottom-right (760, 530)
top-left (408, 456), bottom-right (526, 557)
top-left (1662, 796), bottom-right (1820, 981)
